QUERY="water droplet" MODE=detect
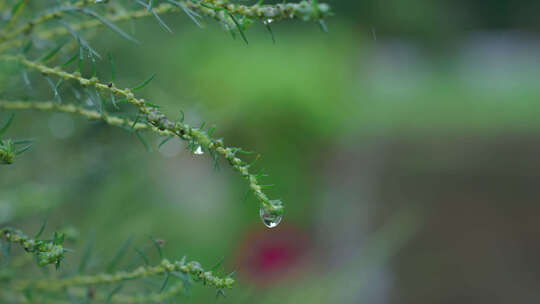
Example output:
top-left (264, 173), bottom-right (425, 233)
top-left (193, 145), bottom-right (204, 155)
top-left (263, 18), bottom-right (274, 25)
top-left (259, 206), bottom-right (283, 228)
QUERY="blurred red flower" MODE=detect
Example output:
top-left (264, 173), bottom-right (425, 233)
top-left (234, 225), bottom-right (311, 287)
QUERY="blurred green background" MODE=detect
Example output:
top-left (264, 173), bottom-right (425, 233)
top-left (2, 0), bottom-right (540, 303)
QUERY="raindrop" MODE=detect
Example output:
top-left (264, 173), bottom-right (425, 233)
top-left (259, 206), bottom-right (283, 228)
top-left (193, 145), bottom-right (204, 155)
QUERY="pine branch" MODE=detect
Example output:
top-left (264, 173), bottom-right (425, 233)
top-left (0, 227), bottom-right (66, 267)
top-left (0, 138), bottom-right (32, 165)
top-left (0, 3), bottom-right (176, 52)
top-left (0, 112), bottom-right (32, 164)
top-left (0, 1), bottom-right (334, 302)
top-left (11, 258), bottom-right (234, 291)
top-left (0, 53), bottom-right (283, 218)
top-left (0, 0), bottom-right (96, 43)
top-left (0, 1), bottom-right (331, 52)
top-left (197, 0), bottom-right (331, 22)
top-left (0, 100), bottom-right (165, 133)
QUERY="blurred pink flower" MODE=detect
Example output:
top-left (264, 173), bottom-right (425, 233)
top-left (234, 225), bottom-right (311, 286)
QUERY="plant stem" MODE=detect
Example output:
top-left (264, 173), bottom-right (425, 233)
top-left (0, 0), bottom-right (96, 43)
top-left (0, 100), bottom-right (163, 134)
top-left (11, 259), bottom-right (233, 291)
top-left (0, 227), bottom-right (65, 266)
top-left (0, 59), bottom-right (283, 217)
top-left (0, 1), bottom-right (331, 53)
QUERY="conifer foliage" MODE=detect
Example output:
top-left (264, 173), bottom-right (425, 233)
top-left (0, 1), bottom-right (330, 302)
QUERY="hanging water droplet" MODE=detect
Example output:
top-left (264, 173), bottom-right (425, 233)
top-left (259, 206), bottom-right (283, 228)
top-left (193, 145), bottom-right (204, 155)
